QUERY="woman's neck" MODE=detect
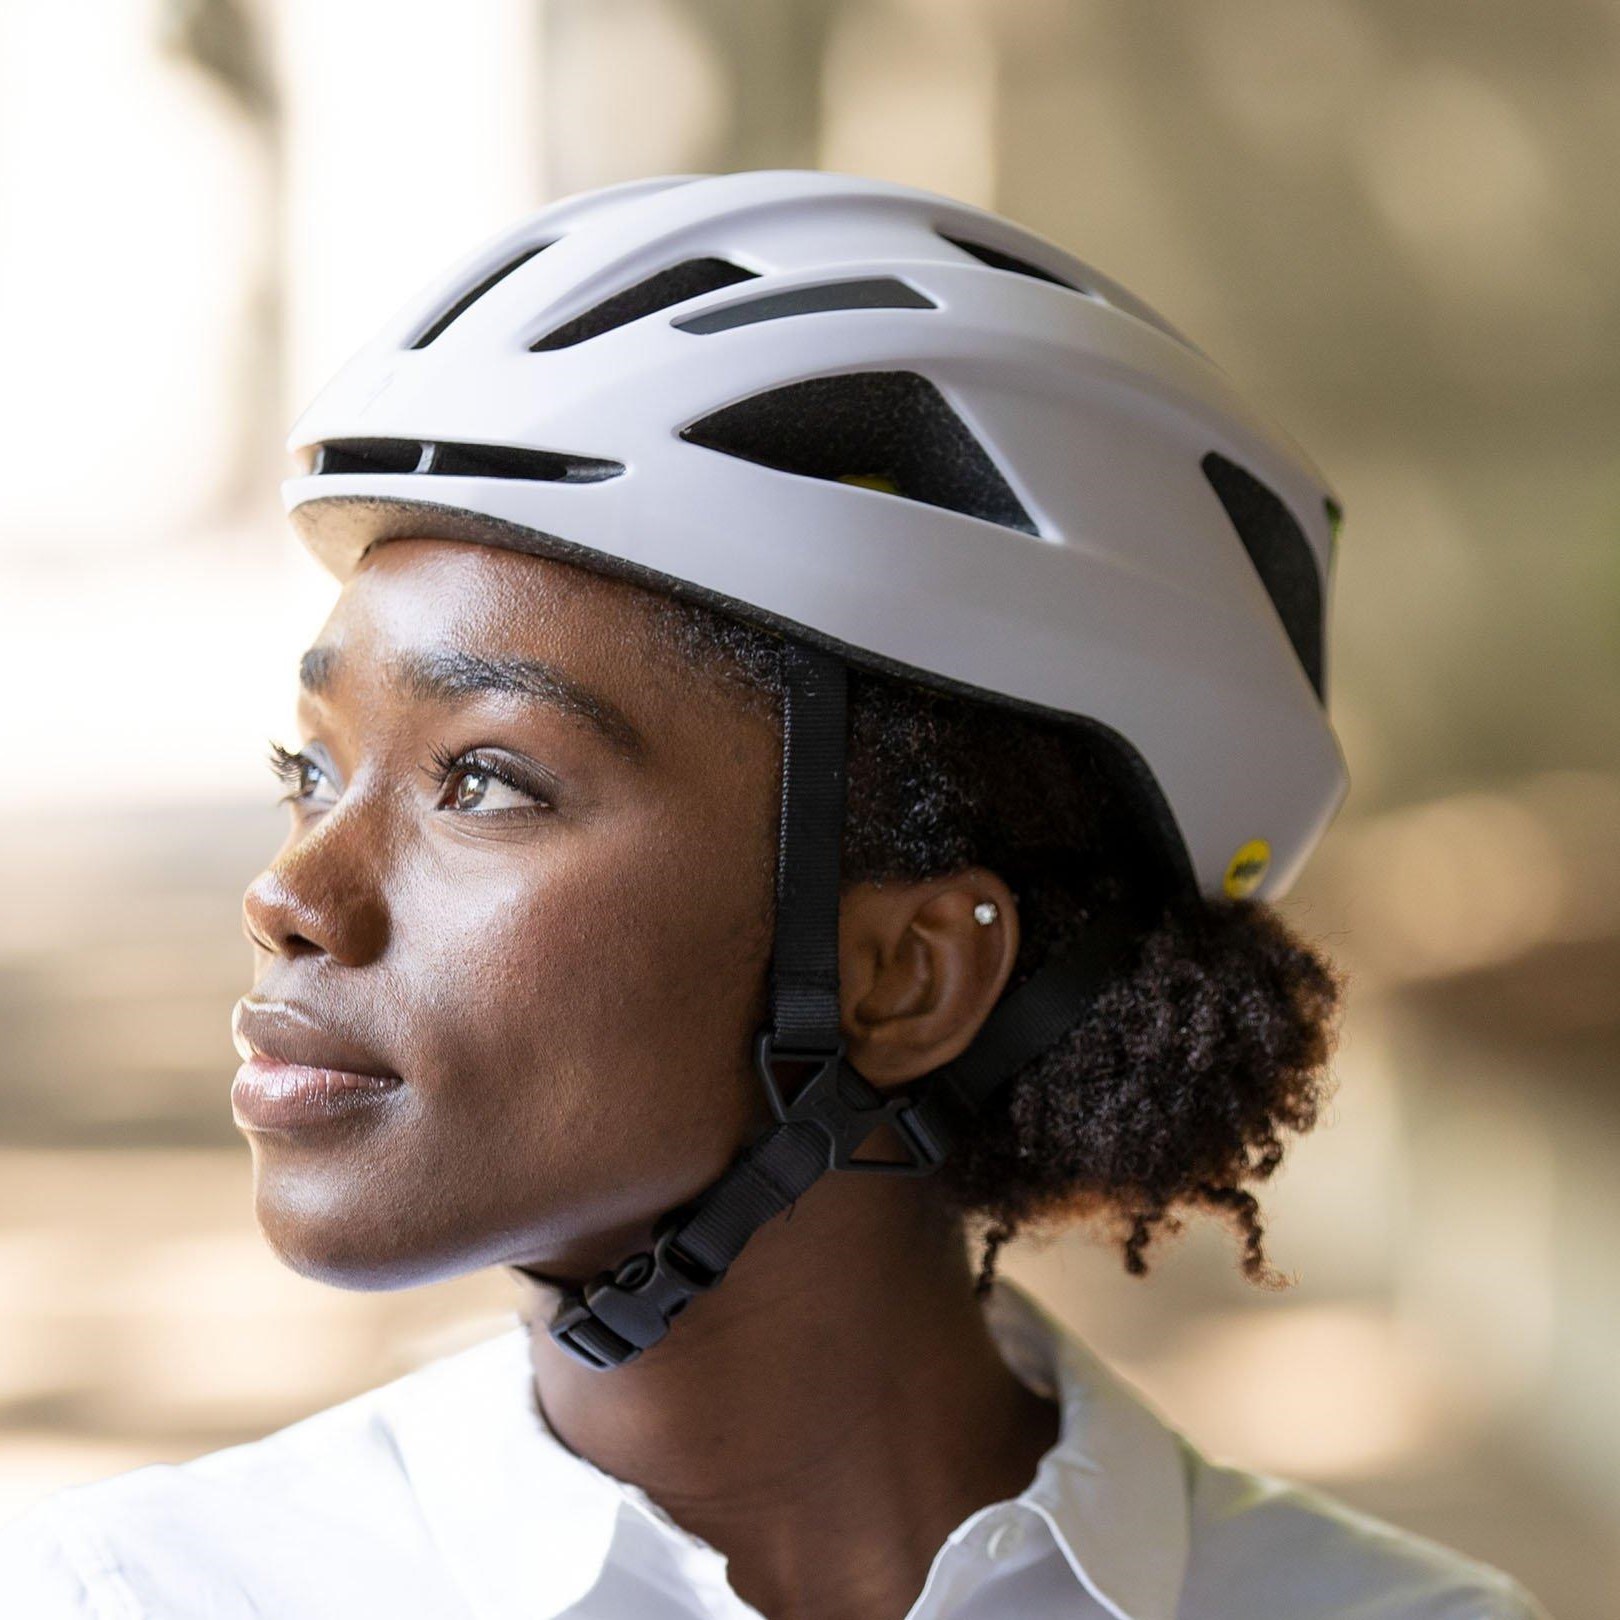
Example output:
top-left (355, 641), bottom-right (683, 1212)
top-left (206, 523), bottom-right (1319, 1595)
top-left (518, 1180), bottom-right (1060, 1620)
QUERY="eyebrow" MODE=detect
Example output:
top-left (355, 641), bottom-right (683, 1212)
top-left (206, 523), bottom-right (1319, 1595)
top-left (298, 644), bottom-right (646, 759)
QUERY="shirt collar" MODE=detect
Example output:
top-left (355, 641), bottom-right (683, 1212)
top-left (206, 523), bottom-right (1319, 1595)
top-left (988, 1282), bottom-right (1191, 1620)
top-left (384, 1281), bottom-right (1190, 1620)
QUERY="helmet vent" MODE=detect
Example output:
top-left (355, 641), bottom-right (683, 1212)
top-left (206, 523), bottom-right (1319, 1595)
top-left (937, 231), bottom-right (1085, 293)
top-left (531, 257), bottom-right (758, 351)
top-left (409, 242), bottom-right (554, 349)
top-left (673, 277), bottom-right (936, 335)
top-left (311, 439), bottom-right (425, 476)
top-left (426, 442), bottom-right (624, 482)
top-left (680, 371), bottom-right (1039, 535)
top-left (309, 438), bottom-right (623, 483)
top-left (1201, 452), bottom-right (1325, 701)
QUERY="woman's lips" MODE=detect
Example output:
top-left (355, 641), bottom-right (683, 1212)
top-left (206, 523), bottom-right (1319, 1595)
top-left (230, 998), bottom-right (403, 1132)
top-left (232, 1055), bottom-right (402, 1131)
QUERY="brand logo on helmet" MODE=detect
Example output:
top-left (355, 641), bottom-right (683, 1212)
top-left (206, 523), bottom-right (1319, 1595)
top-left (1223, 839), bottom-right (1271, 899)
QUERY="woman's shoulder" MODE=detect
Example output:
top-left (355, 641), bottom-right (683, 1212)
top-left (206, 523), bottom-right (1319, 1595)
top-left (1002, 1283), bottom-right (1551, 1620)
top-left (0, 1323), bottom-right (529, 1618)
top-left (0, 1384), bottom-right (424, 1617)
top-left (1176, 1437), bottom-right (1550, 1619)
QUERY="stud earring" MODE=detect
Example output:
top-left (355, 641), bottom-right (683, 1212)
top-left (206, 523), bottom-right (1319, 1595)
top-left (973, 900), bottom-right (999, 926)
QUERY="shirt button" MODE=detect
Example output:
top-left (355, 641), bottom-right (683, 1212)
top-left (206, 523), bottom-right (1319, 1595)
top-left (984, 1519), bottom-right (1027, 1561)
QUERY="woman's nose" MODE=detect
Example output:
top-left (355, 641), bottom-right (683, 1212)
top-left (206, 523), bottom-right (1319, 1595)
top-left (242, 829), bottom-right (390, 966)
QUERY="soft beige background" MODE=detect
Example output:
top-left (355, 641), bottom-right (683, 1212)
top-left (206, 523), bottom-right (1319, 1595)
top-left (1, 2), bottom-right (1616, 1615)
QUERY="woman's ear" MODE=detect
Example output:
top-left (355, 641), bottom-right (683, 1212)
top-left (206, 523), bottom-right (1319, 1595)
top-left (838, 866), bottom-right (1021, 1086)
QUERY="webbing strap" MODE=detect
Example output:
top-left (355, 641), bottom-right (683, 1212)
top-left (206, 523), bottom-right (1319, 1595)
top-left (903, 914), bottom-right (1136, 1153)
top-left (930, 912), bottom-right (1134, 1113)
top-left (767, 644), bottom-right (849, 1051)
top-left (671, 1120), bottom-right (830, 1275)
top-left (544, 1120), bottom-right (831, 1371)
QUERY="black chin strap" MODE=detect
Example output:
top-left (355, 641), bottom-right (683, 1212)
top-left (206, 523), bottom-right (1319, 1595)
top-left (535, 642), bottom-right (1137, 1370)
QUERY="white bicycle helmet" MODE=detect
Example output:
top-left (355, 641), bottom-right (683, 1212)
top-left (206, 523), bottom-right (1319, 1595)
top-left (282, 170), bottom-right (1349, 1368)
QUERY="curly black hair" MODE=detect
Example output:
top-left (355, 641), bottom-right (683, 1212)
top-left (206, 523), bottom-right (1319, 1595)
top-left (644, 591), bottom-right (1346, 1292)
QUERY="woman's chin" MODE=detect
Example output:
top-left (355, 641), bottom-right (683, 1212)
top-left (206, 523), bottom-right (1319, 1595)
top-left (248, 1177), bottom-right (449, 1291)
top-left (246, 1166), bottom-right (560, 1291)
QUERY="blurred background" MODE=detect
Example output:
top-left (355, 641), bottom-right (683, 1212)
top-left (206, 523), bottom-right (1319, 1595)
top-left (1, 0), bottom-right (1616, 1612)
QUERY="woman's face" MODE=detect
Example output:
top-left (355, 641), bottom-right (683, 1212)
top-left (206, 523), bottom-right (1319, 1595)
top-left (235, 537), bottom-right (782, 1288)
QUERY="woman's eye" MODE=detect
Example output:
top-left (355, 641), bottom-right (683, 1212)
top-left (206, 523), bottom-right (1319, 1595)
top-left (268, 743), bottom-right (339, 809)
top-left (443, 767), bottom-right (540, 813)
top-left (432, 751), bottom-right (553, 815)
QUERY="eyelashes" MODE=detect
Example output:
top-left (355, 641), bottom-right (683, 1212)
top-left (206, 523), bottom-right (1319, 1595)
top-left (267, 739), bottom-right (323, 804)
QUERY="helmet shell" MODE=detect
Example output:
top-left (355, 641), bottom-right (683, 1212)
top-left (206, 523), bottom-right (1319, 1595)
top-left (285, 169), bottom-right (1348, 903)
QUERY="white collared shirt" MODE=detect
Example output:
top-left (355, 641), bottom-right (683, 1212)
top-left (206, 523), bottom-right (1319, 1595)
top-left (0, 1282), bottom-right (1547, 1619)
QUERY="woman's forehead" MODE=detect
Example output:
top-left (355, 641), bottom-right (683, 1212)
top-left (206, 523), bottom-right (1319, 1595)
top-left (315, 537), bottom-right (687, 687)
top-left (336, 536), bottom-right (661, 640)
top-left (303, 536), bottom-right (748, 749)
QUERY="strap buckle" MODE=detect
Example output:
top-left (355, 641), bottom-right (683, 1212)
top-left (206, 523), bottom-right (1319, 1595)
top-left (549, 1225), bottom-right (726, 1371)
top-left (751, 1030), bottom-right (947, 1177)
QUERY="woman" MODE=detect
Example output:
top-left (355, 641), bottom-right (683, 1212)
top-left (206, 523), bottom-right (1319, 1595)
top-left (2, 171), bottom-right (1547, 1619)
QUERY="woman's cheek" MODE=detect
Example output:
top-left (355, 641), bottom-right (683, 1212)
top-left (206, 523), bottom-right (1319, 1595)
top-left (379, 795), bottom-right (767, 1236)
top-left (389, 833), bottom-right (655, 1137)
